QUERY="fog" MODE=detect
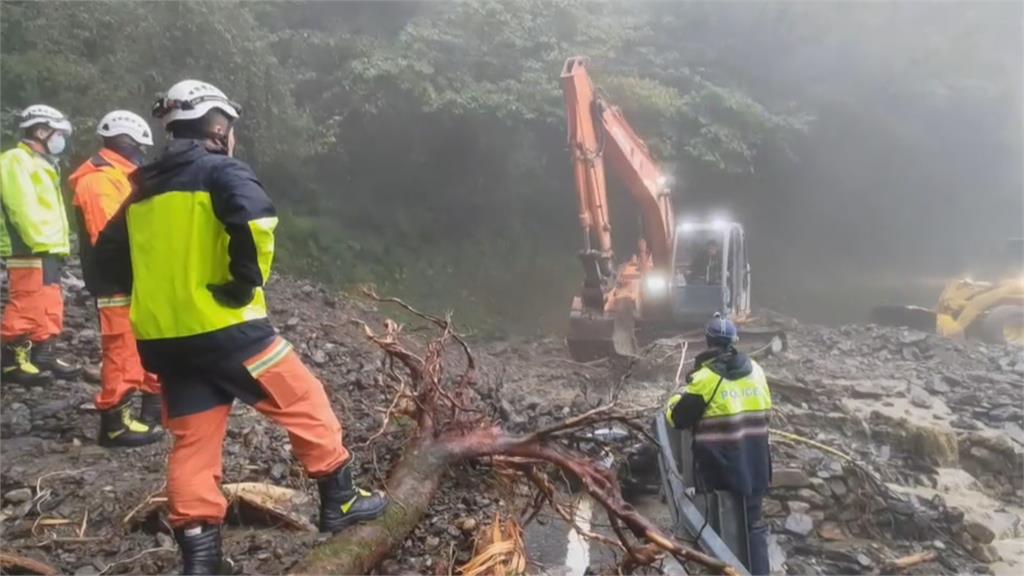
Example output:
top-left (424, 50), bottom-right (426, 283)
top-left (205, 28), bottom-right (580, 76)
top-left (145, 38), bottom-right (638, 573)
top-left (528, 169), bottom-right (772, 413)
top-left (2, 1), bottom-right (1021, 330)
top-left (648, 2), bottom-right (1023, 323)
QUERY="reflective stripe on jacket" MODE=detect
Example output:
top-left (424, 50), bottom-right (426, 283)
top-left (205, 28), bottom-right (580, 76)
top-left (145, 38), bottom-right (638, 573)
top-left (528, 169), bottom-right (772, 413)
top-left (69, 148), bottom-right (137, 296)
top-left (0, 143), bottom-right (71, 257)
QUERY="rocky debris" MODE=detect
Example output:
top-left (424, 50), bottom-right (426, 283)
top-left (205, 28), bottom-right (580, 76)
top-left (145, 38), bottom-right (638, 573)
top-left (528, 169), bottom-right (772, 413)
top-left (747, 320), bottom-right (1024, 574)
top-left (1, 402), bottom-right (33, 436)
top-left (959, 431), bottom-right (1024, 496)
top-left (0, 272), bottom-right (507, 575)
top-left (3, 265), bottom-right (1021, 575)
top-left (617, 318), bottom-right (1023, 574)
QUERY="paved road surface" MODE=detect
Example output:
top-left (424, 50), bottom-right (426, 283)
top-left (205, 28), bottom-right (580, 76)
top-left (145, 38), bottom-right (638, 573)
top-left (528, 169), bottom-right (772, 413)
top-left (523, 492), bottom-right (685, 575)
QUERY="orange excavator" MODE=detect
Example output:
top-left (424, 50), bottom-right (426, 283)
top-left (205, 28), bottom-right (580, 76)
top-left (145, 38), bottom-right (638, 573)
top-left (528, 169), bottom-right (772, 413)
top-left (561, 57), bottom-right (751, 361)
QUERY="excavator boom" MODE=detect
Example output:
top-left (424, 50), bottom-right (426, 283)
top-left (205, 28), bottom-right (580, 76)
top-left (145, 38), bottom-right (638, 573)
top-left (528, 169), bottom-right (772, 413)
top-left (561, 57), bottom-right (674, 271)
top-left (561, 56), bottom-right (675, 360)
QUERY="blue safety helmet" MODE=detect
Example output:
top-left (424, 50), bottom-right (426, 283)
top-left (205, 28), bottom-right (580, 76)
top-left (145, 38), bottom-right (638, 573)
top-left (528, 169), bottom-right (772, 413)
top-left (705, 313), bottom-right (738, 348)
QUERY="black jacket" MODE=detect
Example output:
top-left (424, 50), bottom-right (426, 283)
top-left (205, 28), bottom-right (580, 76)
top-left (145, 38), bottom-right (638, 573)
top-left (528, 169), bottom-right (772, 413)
top-left (95, 140), bottom-right (276, 375)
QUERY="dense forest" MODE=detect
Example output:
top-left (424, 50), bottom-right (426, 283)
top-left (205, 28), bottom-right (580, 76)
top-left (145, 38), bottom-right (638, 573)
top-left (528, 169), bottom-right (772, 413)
top-left (3, 1), bottom-right (1020, 333)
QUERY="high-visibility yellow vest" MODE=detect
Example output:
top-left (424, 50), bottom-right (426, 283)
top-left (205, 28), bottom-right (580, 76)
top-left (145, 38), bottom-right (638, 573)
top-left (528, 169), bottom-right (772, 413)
top-left (0, 143), bottom-right (71, 257)
top-left (127, 189), bottom-right (276, 340)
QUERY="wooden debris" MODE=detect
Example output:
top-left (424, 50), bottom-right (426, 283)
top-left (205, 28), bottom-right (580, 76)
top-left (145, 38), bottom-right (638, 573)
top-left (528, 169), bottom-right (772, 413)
top-left (0, 552), bottom-right (58, 575)
top-left (123, 483), bottom-right (313, 532)
top-left (122, 493), bottom-right (168, 528)
top-left (223, 482), bottom-right (314, 532)
top-left (883, 550), bottom-right (938, 572)
top-left (460, 514), bottom-right (526, 576)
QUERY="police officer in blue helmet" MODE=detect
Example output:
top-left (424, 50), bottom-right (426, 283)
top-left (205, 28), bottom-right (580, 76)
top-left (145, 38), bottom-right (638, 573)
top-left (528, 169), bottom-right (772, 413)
top-left (666, 314), bottom-right (773, 575)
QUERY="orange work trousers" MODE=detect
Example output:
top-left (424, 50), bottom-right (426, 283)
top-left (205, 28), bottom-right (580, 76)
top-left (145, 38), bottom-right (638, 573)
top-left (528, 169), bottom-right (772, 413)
top-left (95, 297), bottom-right (160, 410)
top-left (164, 338), bottom-right (349, 527)
top-left (1, 257), bottom-right (63, 343)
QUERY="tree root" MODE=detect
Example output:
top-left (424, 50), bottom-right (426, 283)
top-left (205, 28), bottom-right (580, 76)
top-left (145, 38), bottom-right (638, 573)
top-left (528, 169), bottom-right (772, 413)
top-left (291, 292), bottom-right (737, 575)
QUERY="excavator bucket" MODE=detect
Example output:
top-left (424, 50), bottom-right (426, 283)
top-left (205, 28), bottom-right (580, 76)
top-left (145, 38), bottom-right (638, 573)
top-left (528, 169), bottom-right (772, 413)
top-left (568, 307), bottom-right (638, 362)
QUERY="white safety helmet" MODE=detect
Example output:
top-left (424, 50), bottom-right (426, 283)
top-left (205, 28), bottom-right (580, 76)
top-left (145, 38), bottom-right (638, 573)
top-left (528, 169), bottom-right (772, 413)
top-left (18, 104), bottom-right (72, 134)
top-left (96, 110), bottom-right (154, 146)
top-left (151, 80), bottom-right (240, 127)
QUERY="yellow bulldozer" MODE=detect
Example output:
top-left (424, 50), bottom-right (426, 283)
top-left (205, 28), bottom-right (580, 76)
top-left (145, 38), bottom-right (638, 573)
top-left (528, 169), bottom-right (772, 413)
top-left (873, 239), bottom-right (1024, 345)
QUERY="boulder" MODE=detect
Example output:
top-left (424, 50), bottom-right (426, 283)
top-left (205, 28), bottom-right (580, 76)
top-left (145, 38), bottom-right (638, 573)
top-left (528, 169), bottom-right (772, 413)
top-left (909, 386), bottom-right (933, 408)
top-left (3, 487), bottom-right (32, 504)
top-left (817, 521), bottom-right (846, 541)
top-left (768, 534), bottom-right (787, 573)
top-left (788, 501), bottom-right (811, 514)
top-left (773, 468), bottom-right (811, 488)
top-left (784, 512), bottom-right (814, 536)
top-left (902, 420), bottom-right (959, 467)
top-left (970, 543), bottom-right (1001, 564)
top-left (828, 479), bottom-right (848, 498)
top-left (795, 488), bottom-right (827, 508)
top-left (966, 520), bottom-right (996, 545)
top-left (762, 498), bottom-right (784, 517)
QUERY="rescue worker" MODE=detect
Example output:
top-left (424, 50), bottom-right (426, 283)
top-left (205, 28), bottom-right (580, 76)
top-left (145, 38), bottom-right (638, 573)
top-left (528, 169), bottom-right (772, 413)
top-left (1, 105), bottom-right (82, 383)
top-left (69, 110), bottom-right (162, 447)
top-left (95, 80), bottom-right (387, 574)
top-left (665, 315), bottom-right (771, 575)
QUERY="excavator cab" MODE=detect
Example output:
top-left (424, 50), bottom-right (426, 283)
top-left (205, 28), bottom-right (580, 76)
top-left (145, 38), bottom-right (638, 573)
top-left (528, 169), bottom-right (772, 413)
top-left (669, 220), bottom-right (751, 323)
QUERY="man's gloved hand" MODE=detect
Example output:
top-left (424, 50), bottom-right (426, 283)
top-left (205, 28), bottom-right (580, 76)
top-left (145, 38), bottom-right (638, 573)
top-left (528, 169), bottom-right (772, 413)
top-left (207, 281), bottom-right (256, 308)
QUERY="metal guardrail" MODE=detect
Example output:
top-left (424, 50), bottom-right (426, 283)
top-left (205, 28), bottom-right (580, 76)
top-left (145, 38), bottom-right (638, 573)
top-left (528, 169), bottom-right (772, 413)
top-left (653, 413), bottom-right (751, 576)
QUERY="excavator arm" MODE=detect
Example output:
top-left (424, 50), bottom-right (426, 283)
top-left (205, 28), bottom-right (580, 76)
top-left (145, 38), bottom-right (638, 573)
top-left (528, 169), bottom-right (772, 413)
top-left (561, 56), bottom-right (675, 359)
top-left (561, 56), bottom-right (675, 275)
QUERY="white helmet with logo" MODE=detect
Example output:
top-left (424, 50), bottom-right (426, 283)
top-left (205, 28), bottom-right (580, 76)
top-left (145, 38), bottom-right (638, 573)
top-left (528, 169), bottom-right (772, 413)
top-left (96, 110), bottom-right (153, 146)
top-left (18, 104), bottom-right (72, 134)
top-left (152, 80), bottom-right (240, 127)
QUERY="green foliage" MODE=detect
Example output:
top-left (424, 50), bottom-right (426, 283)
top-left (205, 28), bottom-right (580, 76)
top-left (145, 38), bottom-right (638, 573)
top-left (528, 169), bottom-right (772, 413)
top-left (2, 0), bottom-right (1015, 328)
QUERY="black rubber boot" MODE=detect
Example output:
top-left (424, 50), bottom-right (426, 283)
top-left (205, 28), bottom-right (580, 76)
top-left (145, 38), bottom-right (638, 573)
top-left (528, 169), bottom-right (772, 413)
top-left (317, 461), bottom-right (388, 533)
top-left (31, 339), bottom-right (81, 379)
top-left (98, 400), bottom-right (163, 448)
top-left (1, 340), bottom-right (53, 385)
top-left (174, 524), bottom-right (236, 575)
top-left (139, 392), bottom-right (163, 427)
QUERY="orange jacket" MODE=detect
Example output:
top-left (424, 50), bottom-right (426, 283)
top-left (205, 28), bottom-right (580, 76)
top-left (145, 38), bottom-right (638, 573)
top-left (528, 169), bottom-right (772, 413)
top-left (69, 148), bottom-right (137, 296)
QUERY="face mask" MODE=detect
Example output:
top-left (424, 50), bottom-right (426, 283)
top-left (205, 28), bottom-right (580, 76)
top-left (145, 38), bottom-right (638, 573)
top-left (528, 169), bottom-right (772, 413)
top-left (108, 140), bottom-right (147, 165)
top-left (46, 132), bottom-right (66, 155)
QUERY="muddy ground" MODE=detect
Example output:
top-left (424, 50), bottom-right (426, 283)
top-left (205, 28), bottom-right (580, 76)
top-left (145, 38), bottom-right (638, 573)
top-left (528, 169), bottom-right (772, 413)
top-left (1, 270), bottom-right (1021, 575)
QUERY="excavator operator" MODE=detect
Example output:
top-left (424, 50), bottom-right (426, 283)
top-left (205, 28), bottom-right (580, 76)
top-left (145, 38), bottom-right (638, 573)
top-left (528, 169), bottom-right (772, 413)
top-left (665, 315), bottom-right (772, 575)
top-left (691, 239), bottom-right (723, 285)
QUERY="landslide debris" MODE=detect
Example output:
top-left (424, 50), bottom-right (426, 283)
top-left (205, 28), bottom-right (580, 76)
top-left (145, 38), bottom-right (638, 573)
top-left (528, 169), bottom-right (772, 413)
top-left (627, 321), bottom-right (1023, 575)
top-left (2, 265), bottom-right (1021, 575)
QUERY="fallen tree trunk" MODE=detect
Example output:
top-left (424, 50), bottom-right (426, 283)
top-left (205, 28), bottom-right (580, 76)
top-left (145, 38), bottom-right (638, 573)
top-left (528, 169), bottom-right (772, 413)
top-left (292, 437), bottom-right (449, 574)
top-left (293, 426), bottom-right (733, 575)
